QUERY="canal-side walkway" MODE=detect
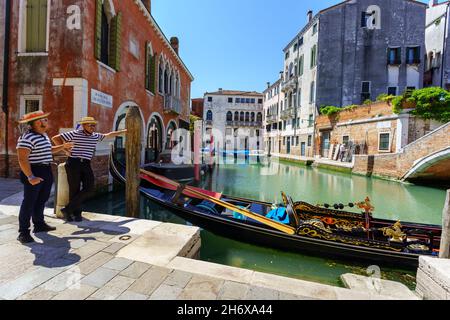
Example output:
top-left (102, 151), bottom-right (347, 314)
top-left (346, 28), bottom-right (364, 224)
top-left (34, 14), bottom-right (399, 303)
top-left (0, 183), bottom-right (419, 300)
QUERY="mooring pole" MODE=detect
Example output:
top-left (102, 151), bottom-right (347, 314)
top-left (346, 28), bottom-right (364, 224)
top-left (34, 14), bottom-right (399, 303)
top-left (125, 106), bottom-right (142, 218)
top-left (194, 120), bottom-right (202, 182)
top-left (439, 190), bottom-right (450, 259)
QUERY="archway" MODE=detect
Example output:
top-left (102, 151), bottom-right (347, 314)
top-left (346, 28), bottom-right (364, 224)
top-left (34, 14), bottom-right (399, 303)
top-left (166, 121), bottom-right (178, 150)
top-left (146, 114), bottom-right (164, 162)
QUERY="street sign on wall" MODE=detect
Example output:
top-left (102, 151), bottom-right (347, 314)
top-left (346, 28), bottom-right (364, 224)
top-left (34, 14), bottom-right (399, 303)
top-left (91, 89), bottom-right (113, 108)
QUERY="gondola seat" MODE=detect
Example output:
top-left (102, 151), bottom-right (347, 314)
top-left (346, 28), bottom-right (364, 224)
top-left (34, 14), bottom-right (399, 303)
top-left (266, 207), bottom-right (290, 225)
top-left (249, 203), bottom-right (266, 215)
top-left (196, 200), bottom-right (219, 215)
top-left (144, 188), bottom-right (165, 199)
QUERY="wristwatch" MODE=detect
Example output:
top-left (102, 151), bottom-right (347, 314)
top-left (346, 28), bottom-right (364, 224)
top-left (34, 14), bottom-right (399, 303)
top-left (27, 175), bottom-right (36, 180)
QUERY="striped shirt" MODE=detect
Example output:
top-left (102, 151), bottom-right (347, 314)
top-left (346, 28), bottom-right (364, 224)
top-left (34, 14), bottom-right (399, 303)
top-left (16, 131), bottom-right (53, 165)
top-left (60, 130), bottom-right (106, 160)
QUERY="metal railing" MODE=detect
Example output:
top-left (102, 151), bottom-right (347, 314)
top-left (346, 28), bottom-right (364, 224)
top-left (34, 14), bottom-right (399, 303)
top-left (164, 95), bottom-right (181, 114)
top-left (281, 77), bottom-right (297, 92)
top-left (225, 121), bottom-right (263, 127)
top-left (280, 108), bottom-right (295, 119)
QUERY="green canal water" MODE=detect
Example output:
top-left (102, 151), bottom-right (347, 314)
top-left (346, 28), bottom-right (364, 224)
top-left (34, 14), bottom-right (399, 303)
top-left (84, 160), bottom-right (447, 289)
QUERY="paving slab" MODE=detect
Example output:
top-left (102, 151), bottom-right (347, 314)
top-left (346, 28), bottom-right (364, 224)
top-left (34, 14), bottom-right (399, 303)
top-left (76, 252), bottom-right (114, 275)
top-left (102, 242), bottom-right (127, 254)
top-left (40, 269), bottom-right (84, 292)
top-left (116, 224), bottom-right (200, 267)
top-left (52, 284), bottom-right (98, 300)
top-left (102, 257), bottom-right (133, 271)
top-left (149, 284), bottom-right (183, 300)
top-left (81, 267), bottom-right (120, 288)
top-left (17, 287), bottom-right (59, 300)
top-left (88, 275), bottom-right (135, 300)
top-left (163, 270), bottom-right (193, 289)
top-left (341, 273), bottom-right (419, 300)
top-left (218, 281), bottom-right (250, 300)
top-left (245, 285), bottom-right (280, 300)
top-left (119, 262), bottom-right (152, 279)
top-left (116, 291), bottom-right (149, 300)
top-left (127, 266), bottom-right (171, 296)
top-left (0, 267), bottom-right (64, 300)
top-left (178, 275), bottom-right (224, 300)
top-left (167, 257), bottom-right (254, 284)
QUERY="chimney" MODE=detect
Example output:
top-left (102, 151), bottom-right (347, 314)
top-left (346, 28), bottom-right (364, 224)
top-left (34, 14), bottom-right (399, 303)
top-left (428, 0), bottom-right (439, 7)
top-left (218, 88), bottom-right (223, 93)
top-left (307, 10), bottom-right (313, 22)
top-left (170, 37), bottom-right (179, 55)
top-left (142, 0), bottom-right (151, 13)
top-left (267, 82), bottom-right (271, 89)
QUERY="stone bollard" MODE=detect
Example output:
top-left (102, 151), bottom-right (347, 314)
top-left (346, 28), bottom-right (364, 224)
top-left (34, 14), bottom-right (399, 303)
top-left (55, 163), bottom-right (69, 219)
top-left (439, 190), bottom-right (450, 259)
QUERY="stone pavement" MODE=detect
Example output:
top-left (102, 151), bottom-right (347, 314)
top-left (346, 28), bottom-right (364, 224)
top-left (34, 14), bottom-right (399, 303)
top-left (0, 186), bottom-right (420, 300)
top-left (0, 178), bottom-right (22, 202)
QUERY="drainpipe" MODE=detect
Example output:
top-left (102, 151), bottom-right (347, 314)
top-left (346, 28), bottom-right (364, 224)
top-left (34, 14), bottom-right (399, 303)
top-left (441, 3), bottom-right (449, 88)
top-left (2, 0), bottom-right (11, 178)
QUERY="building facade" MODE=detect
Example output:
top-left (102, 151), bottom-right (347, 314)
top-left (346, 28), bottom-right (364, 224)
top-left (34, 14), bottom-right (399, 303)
top-left (191, 98), bottom-right (204, 119)
top-left (203, 90), bottom-right (264, 152)
top-left (0, 0), bottom-right (193, 185)
top-left (425, 0), bottom-right (450, 89)
top-left (263, 78), bottom-right (284, 156)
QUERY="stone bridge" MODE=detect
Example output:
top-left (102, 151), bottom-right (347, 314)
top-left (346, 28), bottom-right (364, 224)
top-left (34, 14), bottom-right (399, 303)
top-left (353, 122), bottom-right (450, 185)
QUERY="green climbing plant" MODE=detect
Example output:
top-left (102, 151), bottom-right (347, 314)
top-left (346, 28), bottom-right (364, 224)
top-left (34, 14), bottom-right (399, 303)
top-left (319, 106), bottom-right (341, 116)
top-left (392, 87), bottom-right (450, 123)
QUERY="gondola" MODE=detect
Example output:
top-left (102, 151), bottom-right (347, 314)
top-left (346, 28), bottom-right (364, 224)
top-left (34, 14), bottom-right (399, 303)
top-left (109, 149), bottom-right (442, 269)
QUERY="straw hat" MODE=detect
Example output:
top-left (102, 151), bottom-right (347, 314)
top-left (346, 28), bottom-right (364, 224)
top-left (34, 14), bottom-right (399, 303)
top-left (78, 116), bottom-right (98, 125)
top-left (18, 110), bottom-right (51, 124)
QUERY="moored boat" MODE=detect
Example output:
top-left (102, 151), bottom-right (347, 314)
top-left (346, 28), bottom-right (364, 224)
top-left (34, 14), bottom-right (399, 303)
top-left (109, 149), bottom-right (442, 269)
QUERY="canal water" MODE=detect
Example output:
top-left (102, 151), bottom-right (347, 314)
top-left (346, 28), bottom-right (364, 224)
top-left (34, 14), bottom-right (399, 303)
top-left (84, 159), bottom-right (447, 289)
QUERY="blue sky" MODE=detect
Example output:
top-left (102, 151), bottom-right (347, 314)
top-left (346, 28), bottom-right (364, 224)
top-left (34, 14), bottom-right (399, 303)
top-left (152, 0), bottom-right (428, 99)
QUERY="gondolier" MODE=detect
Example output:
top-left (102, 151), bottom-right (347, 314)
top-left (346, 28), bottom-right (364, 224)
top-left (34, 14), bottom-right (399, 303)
top-left (52, 116), bottom-right (127, 221)
top-left (16, 111), bottom-right (73, 244)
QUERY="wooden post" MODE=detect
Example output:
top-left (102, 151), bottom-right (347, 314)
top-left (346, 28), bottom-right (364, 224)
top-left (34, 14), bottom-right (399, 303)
top-left (125, 106), bottom-right (142, 218)
top-left (439, 190), bottom-right (450, 259)
top-left (193, 120), bottom-right (202, 182)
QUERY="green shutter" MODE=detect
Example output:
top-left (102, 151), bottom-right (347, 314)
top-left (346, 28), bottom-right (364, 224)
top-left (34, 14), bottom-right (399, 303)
top-left (109, 12), bottom-right (122, 71)
top-left (26, 0), bottom-right (47, 52)
top-left (145, 42), bottom-right (150, 90)
top-left (150, 53), bottom-right (157, 94)
top-left (94, 0), bottom-right (102, 60)
top-left (299, 55), bottom-right (304, 76)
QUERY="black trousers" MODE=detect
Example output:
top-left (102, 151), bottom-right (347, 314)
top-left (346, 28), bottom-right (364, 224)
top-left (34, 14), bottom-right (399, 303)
top-left (19, 165), bottom-right (53, 233)
top-left (65, 158), bottom-right (95, 216)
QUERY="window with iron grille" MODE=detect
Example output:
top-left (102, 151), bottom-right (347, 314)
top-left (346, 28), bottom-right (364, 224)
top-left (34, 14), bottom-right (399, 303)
top-left (378, 133), bottom-right (390, 151)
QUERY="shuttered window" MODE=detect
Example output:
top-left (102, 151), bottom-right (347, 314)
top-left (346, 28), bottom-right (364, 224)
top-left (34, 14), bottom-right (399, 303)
top-left (95, 1), bottom-right (122, 71)
top-left (145, 44), bottom-right (157, 93)
top-left (310, 45), bottom-right (317, 68)
top-left (26, 0), bottom-right (48, 52)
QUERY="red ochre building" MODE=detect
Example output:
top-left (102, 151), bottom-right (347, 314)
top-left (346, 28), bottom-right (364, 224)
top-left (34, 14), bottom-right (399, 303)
top-left (0, 0), bottom-right (194, 188)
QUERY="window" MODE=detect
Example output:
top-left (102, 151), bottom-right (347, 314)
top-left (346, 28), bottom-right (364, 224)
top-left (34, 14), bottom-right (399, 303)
top-left (387, 87), bottom-right (397, 96)
top-left (226, 112), bottom-right (233, 122)
top-left (407, 47), bottom-right (421, 64)
top-left (285, 51), bottom-right (290, 60)
top-left (234, 112), bottom-right (239, 121)
top-left (308, 114), bottom-right (314, 127)
top-left (343, 135), bottom-right (349, 145)
top-left (312, 23), bottom-right (318, 35)
top-left (207, 97), bottom-right (213, 102)
top-left (20, 95), bottom-right (42, 117)
top-left (145, 43), bottom-right (156, 93)
top-left (309, 81), bottom-right (316, 104)
top-left (299, 55), bottom-right (304, 76)
top-left (20, 0), bottom-right (49, 53)
top-left (283, 137), bottom-right (286, 145)
top-left (361, 12), bottom-right (368, 28)
top-left (240, 112), bottom-right (245, 122)
top-left (387, 48), bottom-right (401, 65)
top-left (406, 86), bottom-right (416, 93)
top-left (307, 135), bottom-right (312, 147)
top-left (257, 113), bottom-right (262, 122)
top-left (378, 133), bottom-right (391, 151)
top-left (293, 43), bottom-right (298, 52)
top-left (298, 37), bottom-right (304, 47)
top-left (251, 98), bottom-right (255, 104)
top-left (361, 81), bottom-right (371, 102)
top-left (228, 97), bottom-right (233, 103)
top-left (310, 45), bottom-right (317, 68)
top-left (236, 98), bottom-right (241, 103)
top-left (95, 0), bottom-right (122, 70)
top-left (158, 59), bottom-right (164, 93)
top-left (296, 136), bottom-right (300, 145)
top-left (206, 110), bottom-right (213, 121)
top-left (258, 98), bottom-right (263, 104)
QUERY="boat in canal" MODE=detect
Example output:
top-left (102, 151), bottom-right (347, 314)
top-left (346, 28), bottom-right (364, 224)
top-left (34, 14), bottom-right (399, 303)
top-left (109, 150), bottom-right (442, 269)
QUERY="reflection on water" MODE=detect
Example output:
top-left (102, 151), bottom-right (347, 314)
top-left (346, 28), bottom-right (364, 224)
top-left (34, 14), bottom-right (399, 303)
top-left (84, 159), bottom-right (446, 288)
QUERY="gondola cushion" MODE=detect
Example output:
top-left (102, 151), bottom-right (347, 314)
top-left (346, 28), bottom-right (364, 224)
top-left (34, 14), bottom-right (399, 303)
top-left (266, 207), bottom-right (289, 225)
top-left (196, 200), bottom-right (219, 215)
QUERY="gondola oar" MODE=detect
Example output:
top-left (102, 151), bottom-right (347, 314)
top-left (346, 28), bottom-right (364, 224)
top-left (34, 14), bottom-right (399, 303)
top-left (140, 168), bottom-right (296, 235)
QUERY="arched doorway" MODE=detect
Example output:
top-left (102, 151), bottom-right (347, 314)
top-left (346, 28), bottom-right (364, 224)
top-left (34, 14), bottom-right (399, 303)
top-left (166, 121), bottom-right (177, 150)
top-left (146, 115), bottom-right (164, 162)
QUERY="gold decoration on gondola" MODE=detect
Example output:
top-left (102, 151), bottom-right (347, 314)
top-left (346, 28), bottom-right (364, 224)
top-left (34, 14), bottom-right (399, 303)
top-left (356, 197), bottom-right (375, 215)
top-left (380, 221), bottom-right (406, 243)
top-left (295, 202), bottom-right (365, 220)
top-left (297, 224), bottom-right (403, 252)
top-left (297, 213), bottom-right (366, 231)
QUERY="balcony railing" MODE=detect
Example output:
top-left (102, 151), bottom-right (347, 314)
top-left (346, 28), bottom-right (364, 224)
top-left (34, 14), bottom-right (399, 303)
top-left (164, 95), bottom-right (181, 114)
top-left (281, 76), bottom-right (298, 92)
top-left (280, 107), bottom-right (295, 119)
top-left (266, 114), bottom-right (278, 123)
top-left (226, 121), bottom-right (263, 127)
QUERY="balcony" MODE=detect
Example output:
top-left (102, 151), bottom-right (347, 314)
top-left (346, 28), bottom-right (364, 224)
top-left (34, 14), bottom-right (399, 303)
top-left (281, 76), bottom-right (298, 92)
top-left (226, 121), bottom-right (263, 127)
top-left (266, 114), bottom-right (278, 123)
top-left (164, 95), bottom-right (181, 114)
top-left (280, 107), bottom-right (295, 120)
